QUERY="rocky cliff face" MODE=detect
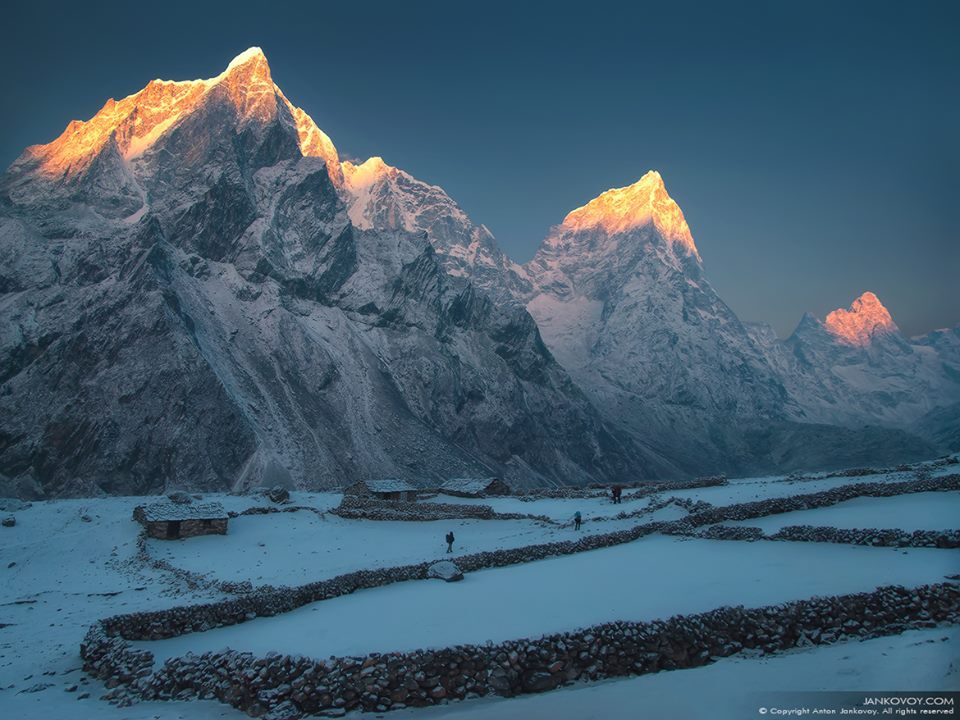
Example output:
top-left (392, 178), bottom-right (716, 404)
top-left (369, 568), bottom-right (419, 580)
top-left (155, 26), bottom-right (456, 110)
top-left (0, 48), bottom-right (652, 497)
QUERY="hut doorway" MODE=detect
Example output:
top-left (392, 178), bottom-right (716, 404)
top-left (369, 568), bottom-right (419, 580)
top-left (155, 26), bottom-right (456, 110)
top-left (166, 521), bottom-right (182, 539)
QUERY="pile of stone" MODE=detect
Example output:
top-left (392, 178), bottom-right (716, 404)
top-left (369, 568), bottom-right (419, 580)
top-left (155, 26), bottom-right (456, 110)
top-left (770, 525), bottom-right (960, 549)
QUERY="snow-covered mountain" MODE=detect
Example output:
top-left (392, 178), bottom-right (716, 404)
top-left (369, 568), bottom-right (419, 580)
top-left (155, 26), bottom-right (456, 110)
top-left (340, 156), bottom-right (529, 302)
top-left (0, 48), bottom-right (653, 498)
top-left (777, 293), bottom-right (960, 428)
top-left (504, 175), bottom-right (949, 474)
top-left (1, 47), bottom-right (955, 497)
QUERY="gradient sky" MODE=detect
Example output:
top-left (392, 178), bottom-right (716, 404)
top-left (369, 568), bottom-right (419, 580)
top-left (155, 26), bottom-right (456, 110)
top-left (1, 0), bottom-right (956, 337)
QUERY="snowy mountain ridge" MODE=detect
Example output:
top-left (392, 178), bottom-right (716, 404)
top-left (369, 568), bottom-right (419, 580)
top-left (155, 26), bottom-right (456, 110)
top-left (0, 47), bottom-right (955, 497)
top-left (0, 48), bottom-right (652, 498)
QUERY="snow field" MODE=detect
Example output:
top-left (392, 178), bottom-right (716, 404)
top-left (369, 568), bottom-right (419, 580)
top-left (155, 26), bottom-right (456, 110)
top-left (135, 534), bottom-right (959, 664)
top-left (724, 491), bottom-right (960, 533)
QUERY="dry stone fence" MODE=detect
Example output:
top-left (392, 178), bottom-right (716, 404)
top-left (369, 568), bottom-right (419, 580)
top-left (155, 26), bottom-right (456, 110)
top-left (80, 473), bottom-right (960, 717)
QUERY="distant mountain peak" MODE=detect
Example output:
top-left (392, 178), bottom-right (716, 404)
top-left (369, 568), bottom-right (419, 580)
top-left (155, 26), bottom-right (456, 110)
top-left (558, 170), bottom-right (699, 259)
top-left (824, 291), bottom-right (899, 345)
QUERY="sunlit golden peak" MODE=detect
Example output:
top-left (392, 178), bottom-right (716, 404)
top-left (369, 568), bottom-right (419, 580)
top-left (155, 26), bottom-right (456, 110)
top-left (824, 291), bottom-right (898, 345)
top-left (560, 170), bottom-right (699, 258)
top-left (226, 47), bottom-right (267, 71)
top-left (13, 46), bottom-right (348, 186)
top-left (341, 156), bottom-right (395, 190)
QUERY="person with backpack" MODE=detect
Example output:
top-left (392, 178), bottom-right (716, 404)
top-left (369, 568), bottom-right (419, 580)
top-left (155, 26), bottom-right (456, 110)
top-left (573, 511), bottom-right (582, 531)
top-left (611, 486), bottom-right (623, 504)
top-left (445, 530), bottom-right (455, 553)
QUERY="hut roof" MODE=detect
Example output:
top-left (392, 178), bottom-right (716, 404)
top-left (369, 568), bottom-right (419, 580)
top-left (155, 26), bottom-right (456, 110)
top-left (142, 501), bottom-right (227, 522)
top-left (363, 478), bottom-right (418, 494)
top-left (440, 477), bottom-right (499, 494)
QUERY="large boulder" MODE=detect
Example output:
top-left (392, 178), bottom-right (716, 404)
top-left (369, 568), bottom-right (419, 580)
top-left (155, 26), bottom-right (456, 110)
top-left (1, 516), bottom-right (15, 528)
top-left (267, 486), bottom-right (290, 504)
top-left (427, 560), bottom-right (464, 582)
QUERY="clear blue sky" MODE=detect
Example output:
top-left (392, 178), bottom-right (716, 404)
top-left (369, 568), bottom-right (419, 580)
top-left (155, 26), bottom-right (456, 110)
top-left (1, 0), bottom-right (956, 337)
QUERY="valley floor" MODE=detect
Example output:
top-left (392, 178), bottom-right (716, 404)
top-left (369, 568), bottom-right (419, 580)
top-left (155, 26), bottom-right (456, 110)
top-left (0, 461), bottom-right (958, 719)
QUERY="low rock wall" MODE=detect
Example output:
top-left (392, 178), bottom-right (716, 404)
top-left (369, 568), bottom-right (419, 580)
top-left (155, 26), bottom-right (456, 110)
top-left (87, 583), bottom-right (960, 718)
top-left (82, 473), bottom-right (960, 716)
top-left (769, 526), bottom-right (960, 548)
top-left (679, 474), bottom-right (960, 529)
top-left (331, 496), bottom-right (497, 521)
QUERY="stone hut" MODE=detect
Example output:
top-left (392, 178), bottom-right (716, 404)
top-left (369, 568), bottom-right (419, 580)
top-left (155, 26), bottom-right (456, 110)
top-left (344, 478), bottom-right (419, 502)
top-left (133, 501), bottom-right (228, 540)
top-left (438, 477), bottom-right (511, 498)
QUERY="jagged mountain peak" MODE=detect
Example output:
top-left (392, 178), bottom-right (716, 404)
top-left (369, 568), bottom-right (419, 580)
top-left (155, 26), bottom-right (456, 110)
top-left (342, 156), bottom-right (396, 189)
top-left (823, 291), bottom-right (898, 345)
top-left (557, 170), bottom-right (699, 259)
top-left (224, 46), bottom-right (268, 72)
top-left (5, 47), bottom-right (344, 192)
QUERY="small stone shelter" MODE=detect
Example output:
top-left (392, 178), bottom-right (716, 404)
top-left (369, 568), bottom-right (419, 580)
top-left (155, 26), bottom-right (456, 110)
top-left (438, 477), bottom-right (511, 498)
top-left (344, 478), bottom-right (419, 502)
top-left (133, 501), bottom-right (228, 540)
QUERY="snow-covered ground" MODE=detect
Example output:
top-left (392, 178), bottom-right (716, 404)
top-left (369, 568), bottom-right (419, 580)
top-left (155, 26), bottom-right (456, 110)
top-left (0, 496), bottom-right (234, 720)
top-left (136, 535), bottom-right (959, 663)
top-left (356, 627), bottom-right (960, 720)
top-left (147, 508), bottom-right (649, 589)
top-left (725, 491), bottom-right (960, 532)
top-left (1, 475), bottom-right (957, 720)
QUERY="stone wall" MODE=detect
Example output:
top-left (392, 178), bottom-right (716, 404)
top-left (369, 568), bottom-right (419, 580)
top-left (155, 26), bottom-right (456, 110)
top-left (114, 474), bottom-right (959, 644)
top-left (678, 474), bottom-right (960, 529)
top-left (769, 526), bottom-right (960, 548)
top-left (330, 496), bottom-right (553, 524)
top-left (81, 473), bottom-right (960, 716)
top-left (331, 496), bottom-right (497, 521)
top-left (144, 518), bottom-right (227, 540)
top-left (85, 583), bottom-right (960, 718)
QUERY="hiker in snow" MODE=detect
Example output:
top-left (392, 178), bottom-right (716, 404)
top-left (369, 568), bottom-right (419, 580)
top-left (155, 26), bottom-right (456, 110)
top-left (573, 511), bottom-right (582, 531)
top-left (611, 486), bottom-right (622, 504)
top-left (445, 531), bottom-right (455, 553)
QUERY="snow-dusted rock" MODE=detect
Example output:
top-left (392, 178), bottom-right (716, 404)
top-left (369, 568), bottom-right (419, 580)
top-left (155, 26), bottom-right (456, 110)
top-left (427, 560), bottom-right (464, 582)
top-left (267, 486), bottom-right (290, 504)
top-left (0, 48), bottom-right (647, 496)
